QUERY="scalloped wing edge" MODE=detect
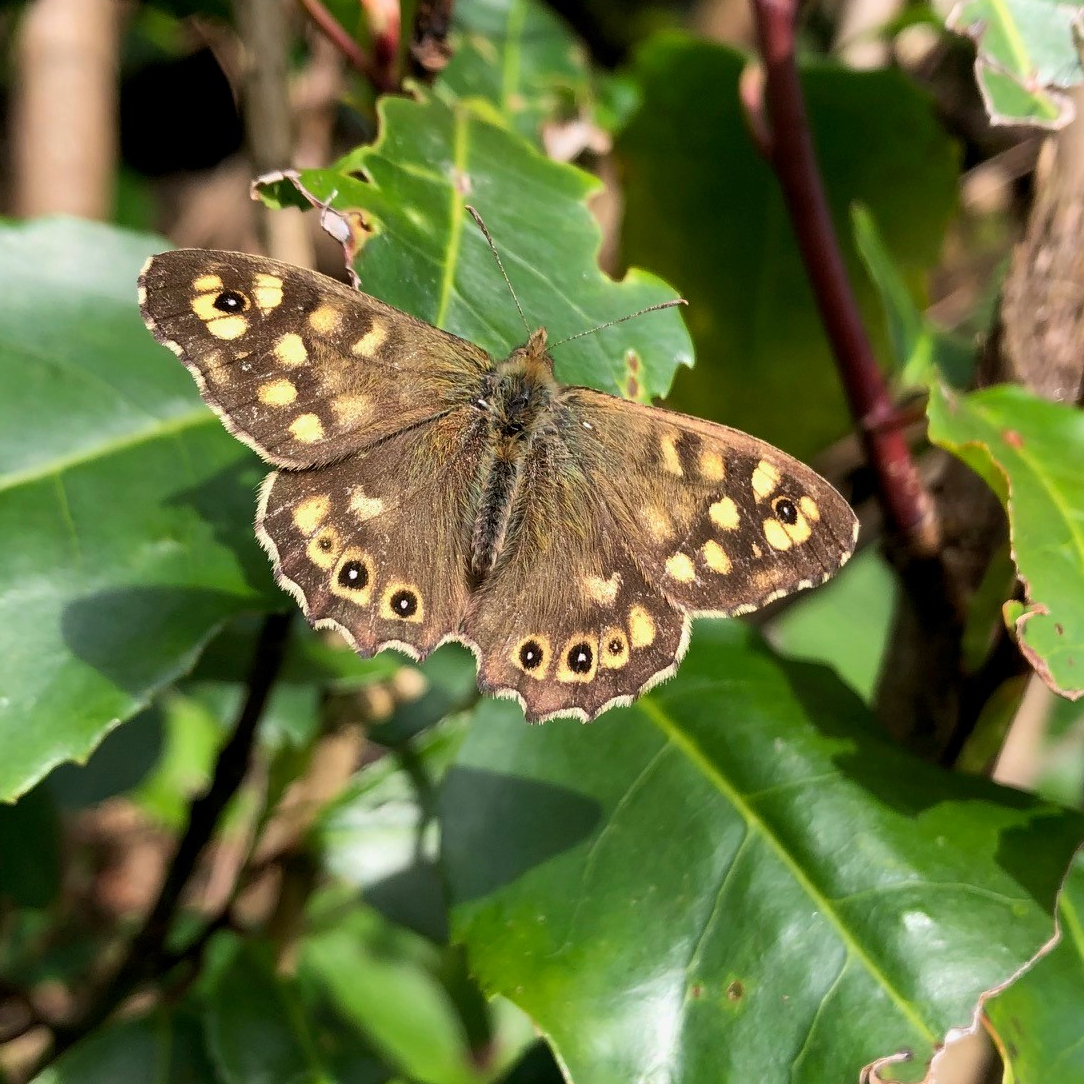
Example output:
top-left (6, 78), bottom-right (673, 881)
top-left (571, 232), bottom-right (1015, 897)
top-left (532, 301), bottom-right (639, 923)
top-left (255, 474), bottom-right (859, 724)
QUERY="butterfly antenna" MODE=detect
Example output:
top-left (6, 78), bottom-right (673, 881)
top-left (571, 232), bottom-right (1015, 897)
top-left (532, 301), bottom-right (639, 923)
top-left (466, 205), bottom-right (531, 337)
top-left (550, 298), bottom-right (688, 348)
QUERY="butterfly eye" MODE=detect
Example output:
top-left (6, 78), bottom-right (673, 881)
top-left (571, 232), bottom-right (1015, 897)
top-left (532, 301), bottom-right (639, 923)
top-left (773, 497), bottom-right (799, 525)
top-left (337, 559), bottom-right (368, 589)
top-left (213, 290), bottom-right (247, 313)
top-left (567, 642), bottom-right (593, 674)
top-left (519, 639), bottom-right (544, 670)
top-left (390, 589), bottom-right (419, 617)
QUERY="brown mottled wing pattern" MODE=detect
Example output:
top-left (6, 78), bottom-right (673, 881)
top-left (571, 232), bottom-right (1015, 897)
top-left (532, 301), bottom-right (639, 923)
top-left (257, 408), bottom-right (486, 660)
top-left (138, 249), bottom-right (490, 467)
top-left (463, 389), bottom-right (857, 722)
top-left (462, 431), bottom-right (687, 722)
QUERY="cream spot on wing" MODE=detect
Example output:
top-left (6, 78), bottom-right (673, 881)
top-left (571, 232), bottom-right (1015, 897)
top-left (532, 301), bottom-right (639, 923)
top-left (600, 628), bottom-right (629, 669)
top-left (307, 525), bottom-right (342, 569)
top-left (709, 497), bottom-right (740, 531)
top-left (782, 513), bottom-right (813, 546)
top-left (702, 539), bottom-right (732, 574)
top-left (800, 496), bottom-right (820, 522)
top-left (254, 273), bottom-right (284, 312)
top-left (642, 504), bottom-right (672, 541)
top-left (309, 304), bottom-right (342, 334)
top-left (205, 352), bottom-right (231, 386)
top-left (194, 274), bottom-right (223, 292)
top-left (349, 490), bottom-right (384, 521)
top-left (700, 449), bottom-right (725, 481)
top-left (137, 285), bottom-right (147, 305)
top-left (584, 573), bottom-right (621, 604)
top-left (351, 322), bottom-right (387, 356)
top-left (660, 433), bottom-right (683, 476)
top-left (752, 460), bottom-right (781, 501)
top-left (666, 552), bottom-right (696, 583)
top-left (207, 315), bottom-right (248, 340)
top-left (292, 495), bottom-right (330, 535)
top-left (628, 606), bottom-right (656, 648)
top-left (258, 378), bottom-right (297, 406)
top-left (331, 393), bottom-right (370, 427)
top-left (275, 333), bottom-right (308, 366)
top-left (763, 518), bottom-right (793, 551)
top-left (751, 543), bottom-right (763, 559)
top-left (290, 413), bottom-right (325, 443)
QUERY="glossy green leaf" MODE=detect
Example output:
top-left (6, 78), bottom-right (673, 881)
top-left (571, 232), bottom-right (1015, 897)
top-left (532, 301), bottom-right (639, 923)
top-left (257, 91), bottom-right (692, 401)
top-left (618, 35), bottom-right (957, 458)
top-left (301, 901), bottom-right (533, 1084)
top-left (0, 218), bottom-right (278, 803)
top-left (927, 383), bottom-right (1084, 699)
top-left (439, 0), bottom-right (597, 143)
top-left (938, 0), bottom-right (1084, 127)
top-left (443, 622), bottom-right (1082, 1084)
top-left (32, 1007), bottom-right (221, 1084)
top-left (985, 851), bottom-right (1084, 1082)
top-left (769, 548), bottom-right (895, 703)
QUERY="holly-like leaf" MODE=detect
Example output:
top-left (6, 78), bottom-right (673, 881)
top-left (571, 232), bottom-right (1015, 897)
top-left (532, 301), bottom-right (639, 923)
top-left (442, 622), bottom-right (1083, 1084)
top-left (927, 383), bottom-right (1084, 700)
top-left (937, 0), bottom-right (1084, 127)
top-left (0, 219), bottom-right (278, 803)
top-left (984, 851), bottom-right (1084, 1082)
top-left (257, 91), bottom-right (692, 402)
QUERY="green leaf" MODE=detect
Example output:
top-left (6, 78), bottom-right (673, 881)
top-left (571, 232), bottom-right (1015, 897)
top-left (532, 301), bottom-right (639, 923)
top-left (938, 0), bottom-right (1084, 127)
top-left (618, 35), bottom-right (958, 459)
top-left (985, 851), bottom-right (1084, 1082)
top-left (438, 0), bottom-right (597, 143)
top-left (301, 902), bottom-right (533, 1084)
top-left (851, 204), bottom-right (974, 389)
top-left (927, 383), bottom-right (1084, 699)
top-left (257, 92), bottom-right (692, 401)
top-left (205, 938), bottom-right (335, 1084)
top-left (0, 218), bottom-right (278, 803)
top-left (443, 622), bottom-right (1082, 1084)
top-left (32, 1006), bottom-right (221, 1084)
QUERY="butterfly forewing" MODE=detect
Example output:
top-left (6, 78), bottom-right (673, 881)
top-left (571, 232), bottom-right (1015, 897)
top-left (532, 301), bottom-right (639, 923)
top-left (138, 250), bottom-right (490, 468)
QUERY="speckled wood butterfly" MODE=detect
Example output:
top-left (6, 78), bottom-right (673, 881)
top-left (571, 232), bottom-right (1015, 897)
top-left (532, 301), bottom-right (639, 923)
top-left (139, 248), bottom-right (857, 722)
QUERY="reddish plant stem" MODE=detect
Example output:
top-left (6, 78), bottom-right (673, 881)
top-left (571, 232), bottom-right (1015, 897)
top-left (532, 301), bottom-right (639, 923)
top-left (749, 0), bottom-right (938, 554)
top-left (298, 0), bottom-right (393, 92)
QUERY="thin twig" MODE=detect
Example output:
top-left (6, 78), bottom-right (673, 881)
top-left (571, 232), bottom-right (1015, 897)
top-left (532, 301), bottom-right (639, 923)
top-left (297, 0), bottom-right (389, 91)
top-left (409, 0), bottom-right (455, 80)
top-left (748, 0), bottom-right (938, 556)
top-left (43, 613), bottom-right (292, 1064)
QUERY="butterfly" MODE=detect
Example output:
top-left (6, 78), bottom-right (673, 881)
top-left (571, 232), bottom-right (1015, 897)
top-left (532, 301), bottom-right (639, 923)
top-left (138, 247), bottom-right (858, 722)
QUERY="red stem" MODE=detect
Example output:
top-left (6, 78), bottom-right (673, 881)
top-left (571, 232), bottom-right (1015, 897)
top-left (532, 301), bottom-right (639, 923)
top-left (749, 0), bottom-right (938, 553)
top-left (297, 0), bottom-right (393, 92)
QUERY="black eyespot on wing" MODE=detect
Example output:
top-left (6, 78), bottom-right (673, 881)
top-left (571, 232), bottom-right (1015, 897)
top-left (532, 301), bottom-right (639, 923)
top-left (774, 497), bottom-right (798, 524)
top-left (519, 639), bottom-right (544, 670)
top-left (213, 290), bottom-right (247, 313)
top-left (568, 642), bottom-right (593, 674)
top-left (391, 589), bottom-right (418, 617)
top-left (337, 559), bottom-right (368, 589)
top-left (607, 637), bottom-right (623, 656)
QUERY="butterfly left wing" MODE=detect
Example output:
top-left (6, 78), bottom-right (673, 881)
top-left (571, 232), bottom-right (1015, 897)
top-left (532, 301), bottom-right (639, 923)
top-left (139, 249), bottom-right (492, 468)
top-left (257, 406), bottom-right (485, 660)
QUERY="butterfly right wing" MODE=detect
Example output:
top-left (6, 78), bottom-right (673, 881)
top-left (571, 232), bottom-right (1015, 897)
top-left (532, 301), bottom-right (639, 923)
top-left (139, 249), bottom-right (492, 468)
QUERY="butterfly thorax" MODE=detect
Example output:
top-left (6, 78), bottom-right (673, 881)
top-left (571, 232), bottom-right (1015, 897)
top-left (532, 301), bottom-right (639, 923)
top-left (468, 328), bottom-right (559, 584)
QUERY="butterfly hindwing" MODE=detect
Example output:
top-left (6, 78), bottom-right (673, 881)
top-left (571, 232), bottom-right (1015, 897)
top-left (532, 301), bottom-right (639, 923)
top-left (258, 407), bottom-right (485, 659)
top-left (139, 249), bottom-right (491, 468)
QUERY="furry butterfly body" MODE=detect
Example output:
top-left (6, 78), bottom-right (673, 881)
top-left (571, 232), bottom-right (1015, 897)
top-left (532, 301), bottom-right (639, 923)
top-left (139, 249), bottom-right (858, 722)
